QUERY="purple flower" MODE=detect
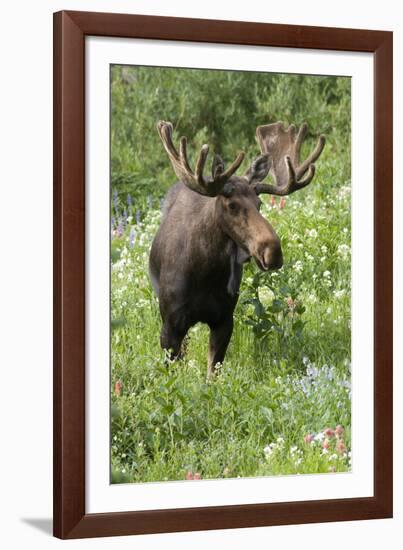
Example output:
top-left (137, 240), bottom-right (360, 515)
top-left (129, 227), bottom-right (136, 248)
top-left (136, 209), bottom-right (141, 224)
top-left (113, 189), bottom-right (119, 210)
top-left (127, 193), bottom-right (133, 215)
top-left (117, 219), bottom-right (123, 237)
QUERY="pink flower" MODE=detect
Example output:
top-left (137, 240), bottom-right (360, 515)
top-left (324, 428), bottom-right (335, 438)
top-left (287, 297), bottom-right (295, 309)
top-left (114, 380), bottom-right (122, 396)
top-left (279, 197), bottom-right (286, 209)
top-left (193, 472), bottom-right (201, 480)
top-left (336, 440), bottom-right (346, 455)
top-left (304, 434), bottom-right (314, 444)
top-left (323, 438), bottom-right (330, 450)
top-left (186, 471), bottom-right (194, 480)
top-left (270, 196), bottom-right (276, 207)
top-left (335, 425), bottom-right (344, 437)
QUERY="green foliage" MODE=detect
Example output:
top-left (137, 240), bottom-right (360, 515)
top-left (110, 67), bottom-right (352, 482)
top-left (111, 66), bottom-right (350, 211)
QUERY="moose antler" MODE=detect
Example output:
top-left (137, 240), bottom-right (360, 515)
top-left (157, 121), bottom-right (245, 197)
top-left (254, 122), bottom-right (325, 196)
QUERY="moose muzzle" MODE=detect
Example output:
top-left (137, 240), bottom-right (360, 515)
top-left (254, 238), bottom-right (283, 271)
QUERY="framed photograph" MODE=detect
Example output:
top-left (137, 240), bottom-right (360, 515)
top-left (53, 10), bottom-right (393, 539)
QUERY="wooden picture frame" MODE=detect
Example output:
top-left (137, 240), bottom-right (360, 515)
top-left (53, 10), bottom-right (393, 539)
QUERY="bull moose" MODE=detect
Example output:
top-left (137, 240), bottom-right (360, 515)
top-left (149, 120), bottom-right (325, 377)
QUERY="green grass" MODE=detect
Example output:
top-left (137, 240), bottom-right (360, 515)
top-left (110, 154), bottom-right (352, 483)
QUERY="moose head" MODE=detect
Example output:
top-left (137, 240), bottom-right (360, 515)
top-left (157, 121), bottom-right (325, 273)
top-left (151, 121), bottom-right (325, 377)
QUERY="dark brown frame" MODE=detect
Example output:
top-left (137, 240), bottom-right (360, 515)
top-left (53, 10), bottom-right (393, 539)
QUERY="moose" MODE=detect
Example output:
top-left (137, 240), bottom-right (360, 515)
top-left (149, 120), bottom-right (325, 377)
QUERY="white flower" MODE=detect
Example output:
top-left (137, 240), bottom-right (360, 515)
top-left (307, 293), bottom-right (317, 303)
top-left (334, 289), bottom-right (346, 299)
top-left (323, 270), bottom-right (331, 278)
top-left (258, 287), bottom-right (275, 306)
top-left (293, 260), bottom-right (303, 273)
top-left (306, 228), bottom-right (318, 238)
top-left (337, 243), bottom-right (350, 258)
top-left (264, 445), bottom-right (273, 457)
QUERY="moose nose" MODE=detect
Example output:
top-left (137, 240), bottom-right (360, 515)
top-left (260, 241), bottom-right (283, 271)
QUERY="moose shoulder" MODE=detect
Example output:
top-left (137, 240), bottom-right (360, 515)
top-left (149, 121), bottom-right (325, 378)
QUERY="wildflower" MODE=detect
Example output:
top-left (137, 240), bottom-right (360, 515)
top-left (113, 189), bottom-right (119, 210)
top-left (323, 438), bottom-right (330, 450)
top-left (223, 467), bottom-right (230, 477)
top-left (270, 196), bottom-right (276, 207)
top-left (323, 270), bottom-right (331, 278)
top-left (114, 380), bottom-right (122, 396)
top-left (324, 428), bottom-right (335, 438)
top-left (306, 228), bottom-right (318, 238)
top-left (293, 260), bottom-right (303, 273)
top-left (117, 219), bottom-right (123, 237)
top-left (258, 287), bottom-right (274, 306)
top-left (286, 297), bottom-right (295, 309)
top-left (336, 440), bottom-right (346, 455)
top-left (193, 472), bottom-right (202, 480)
top-left (314, 432), bottom-right (324, 442)
top-left (279, 197), bottom-right (286, 209)
top-left (304, 434), bottom-right (314, 444)
top-left (186, 471), bottom-right (194, 480)
top-left (263, 445), bottom-right (273, 457)
top-left (129, 227), bottom-right (136, 249)
top-left (136, 209), bottom-right (141, 224)
top-left (334, 289), bottom-right (345, 299)
top-left (335, 425), bottom-right (344, 437)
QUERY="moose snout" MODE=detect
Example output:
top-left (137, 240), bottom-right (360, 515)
top-left (257, 239), bottom-right (283, 271)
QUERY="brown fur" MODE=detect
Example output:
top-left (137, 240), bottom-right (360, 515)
top-left (149, 176), bottom-right (282, 377)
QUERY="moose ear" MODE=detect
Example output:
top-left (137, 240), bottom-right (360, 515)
top-left (244, 154), bottom-right (271, 184)
top-left (212, 154), bottom-right (225, 180)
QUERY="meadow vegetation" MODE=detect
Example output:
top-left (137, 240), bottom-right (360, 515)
top-left (110, 66), bottom-right (351, 483)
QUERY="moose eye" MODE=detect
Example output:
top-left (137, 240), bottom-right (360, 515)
top-left (228, 202), bottom-right (238, 211)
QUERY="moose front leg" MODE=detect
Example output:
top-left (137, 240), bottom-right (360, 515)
top-left (160, 321), bottom-right (187, 361)
top-left (207, 317), bottom-right (234, 378)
